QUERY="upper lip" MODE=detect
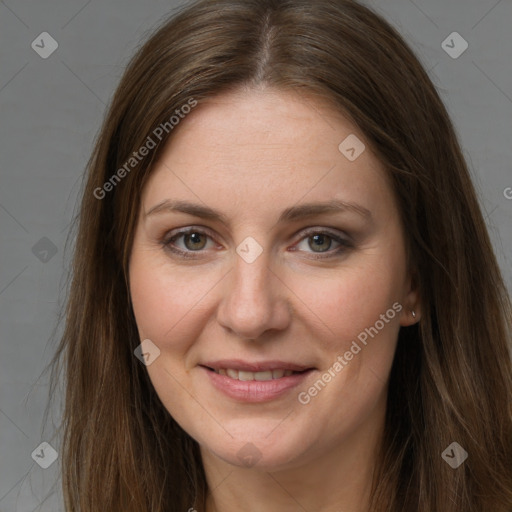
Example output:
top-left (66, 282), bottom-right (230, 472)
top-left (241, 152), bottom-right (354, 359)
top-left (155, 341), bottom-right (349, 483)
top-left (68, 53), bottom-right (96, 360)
top-left (200, 359), bottom-right (313, 372)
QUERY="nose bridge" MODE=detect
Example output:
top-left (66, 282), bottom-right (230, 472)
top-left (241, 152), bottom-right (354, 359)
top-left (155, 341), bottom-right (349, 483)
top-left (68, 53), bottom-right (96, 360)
top-left (231, 233), bottom-right (273, 300)
top-left (231, 246), bottom-right (274, 315)
top-left (218, 240), bottom-right (288, 339)
top-left (233, 248), bottom-right (270, 297)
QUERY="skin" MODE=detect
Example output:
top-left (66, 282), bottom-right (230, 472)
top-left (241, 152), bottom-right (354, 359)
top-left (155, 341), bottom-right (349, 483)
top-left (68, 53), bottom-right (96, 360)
top-left (129, 87), bottom-right (420, 512)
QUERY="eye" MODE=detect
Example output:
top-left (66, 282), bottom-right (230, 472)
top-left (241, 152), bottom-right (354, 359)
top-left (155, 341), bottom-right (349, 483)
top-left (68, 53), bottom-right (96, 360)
top-left (293, 229), bottom-right (352, 259)
top-left (162, 228), bottom-right (216, 258)
top-left (178, 231), bottom-right (209, 251)
top-left (161, 226), bottom-right (352, 260)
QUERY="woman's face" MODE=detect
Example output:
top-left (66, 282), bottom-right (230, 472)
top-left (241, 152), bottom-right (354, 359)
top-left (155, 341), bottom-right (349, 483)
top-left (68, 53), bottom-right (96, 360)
top-left (129, 88), bottom-right (418, 470)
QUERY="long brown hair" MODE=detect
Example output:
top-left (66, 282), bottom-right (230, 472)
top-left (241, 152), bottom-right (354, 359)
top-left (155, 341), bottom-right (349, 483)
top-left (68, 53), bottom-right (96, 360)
top-left (48, 0), bottom-right (512, 510)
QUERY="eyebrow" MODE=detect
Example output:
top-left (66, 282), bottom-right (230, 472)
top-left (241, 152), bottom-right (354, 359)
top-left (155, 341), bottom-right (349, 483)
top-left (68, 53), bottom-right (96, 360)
top-left (144, 198), bottom-right (372, 224)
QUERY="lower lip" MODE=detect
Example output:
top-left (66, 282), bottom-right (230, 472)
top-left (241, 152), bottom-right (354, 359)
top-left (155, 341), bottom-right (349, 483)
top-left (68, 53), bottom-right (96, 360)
top-left (201, 366), bottom-right (314, 402)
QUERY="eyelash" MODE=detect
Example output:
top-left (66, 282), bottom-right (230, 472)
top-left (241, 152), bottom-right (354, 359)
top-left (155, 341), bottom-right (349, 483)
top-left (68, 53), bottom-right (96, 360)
top-left (161, 226), bottom-right (353, 260)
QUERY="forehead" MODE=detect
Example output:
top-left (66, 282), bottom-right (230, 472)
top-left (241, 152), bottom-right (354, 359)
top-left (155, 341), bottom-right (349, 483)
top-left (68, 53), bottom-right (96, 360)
top-left (141, 88), bottom-right (396, 225)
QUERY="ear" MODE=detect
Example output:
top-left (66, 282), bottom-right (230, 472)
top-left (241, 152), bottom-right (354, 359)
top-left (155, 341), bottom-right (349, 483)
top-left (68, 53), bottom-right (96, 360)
top-left (399, 269), bottom-right (421, 326)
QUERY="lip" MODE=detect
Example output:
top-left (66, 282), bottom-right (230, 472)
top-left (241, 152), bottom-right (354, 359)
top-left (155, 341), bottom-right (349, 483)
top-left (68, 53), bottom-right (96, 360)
top-left (199, 360), bottom-right (315, 403)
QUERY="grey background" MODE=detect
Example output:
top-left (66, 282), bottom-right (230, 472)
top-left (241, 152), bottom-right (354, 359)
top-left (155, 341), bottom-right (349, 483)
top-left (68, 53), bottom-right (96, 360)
top-left (1, 0), bottom-right (511, 510)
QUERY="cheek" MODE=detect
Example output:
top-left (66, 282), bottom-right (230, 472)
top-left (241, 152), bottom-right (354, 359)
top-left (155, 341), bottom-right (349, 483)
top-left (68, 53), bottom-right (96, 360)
top-left (130, 242), bottom-right (405, 350)
top-left (292, 261), bottom-right (403, 347)
top-left (129, 250), bottom-right (221, 353)
top-left (291, 267), bottom-right (402, 439)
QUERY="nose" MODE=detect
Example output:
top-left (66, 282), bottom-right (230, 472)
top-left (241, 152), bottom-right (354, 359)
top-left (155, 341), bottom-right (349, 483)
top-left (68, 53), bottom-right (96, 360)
top-left (216, 247), bottom-right (291, 341)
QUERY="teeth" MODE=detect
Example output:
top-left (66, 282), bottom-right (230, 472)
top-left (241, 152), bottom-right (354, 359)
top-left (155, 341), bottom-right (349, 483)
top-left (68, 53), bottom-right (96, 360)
top-left (238, 370), bottom-right (254, 381)
top-left (226, 368), bottom-right (238, 379)
top-left (255, 370), bottom-right (273, 381)
top-left (214, 368), bottom-right (298, 380)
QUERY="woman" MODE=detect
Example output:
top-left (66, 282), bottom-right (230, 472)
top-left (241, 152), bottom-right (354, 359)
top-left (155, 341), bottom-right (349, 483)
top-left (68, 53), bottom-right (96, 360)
top-left (50, 0), bottom-right (512, 510)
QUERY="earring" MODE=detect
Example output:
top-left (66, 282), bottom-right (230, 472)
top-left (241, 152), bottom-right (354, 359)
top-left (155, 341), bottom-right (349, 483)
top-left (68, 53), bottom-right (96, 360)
top-left (411, 309), bottom-right (416, 319)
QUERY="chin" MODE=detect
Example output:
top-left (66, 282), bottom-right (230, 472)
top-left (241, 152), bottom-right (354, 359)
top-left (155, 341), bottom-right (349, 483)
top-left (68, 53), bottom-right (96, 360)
top-left (197, 423), bottom-right (309, 470)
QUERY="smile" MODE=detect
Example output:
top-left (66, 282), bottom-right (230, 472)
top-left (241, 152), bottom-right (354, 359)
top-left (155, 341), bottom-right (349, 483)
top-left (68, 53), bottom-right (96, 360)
top-left (211, 368), bottom-right (296, 380)
top-left (200, 361), bottom-right (315, 402)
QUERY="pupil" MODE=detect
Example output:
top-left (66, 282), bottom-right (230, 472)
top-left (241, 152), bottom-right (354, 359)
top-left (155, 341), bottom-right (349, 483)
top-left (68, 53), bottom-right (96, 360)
top-left (310, 234), bottom-right (331, 252)
top-left (186, 233), bottom-right (205, 250)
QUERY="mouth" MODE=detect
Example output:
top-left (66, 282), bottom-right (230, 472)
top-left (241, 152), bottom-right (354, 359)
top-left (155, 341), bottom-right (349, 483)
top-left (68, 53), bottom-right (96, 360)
top-left (199, 360), bottom-right (315, 402)
top-left (203, 366), bottom-right (307, 381)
